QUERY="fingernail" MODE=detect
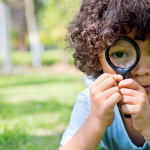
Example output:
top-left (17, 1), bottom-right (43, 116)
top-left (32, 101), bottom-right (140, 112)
top-left (118, 75), bottom-right (123, 80)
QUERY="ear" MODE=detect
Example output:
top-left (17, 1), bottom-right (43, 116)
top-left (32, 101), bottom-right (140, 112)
top-left (97, 61), bottom-right (102, 71)
top-left (93, 56), bottom-right (102, 71)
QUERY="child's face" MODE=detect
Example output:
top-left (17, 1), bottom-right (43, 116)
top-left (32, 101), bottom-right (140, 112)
top-left (98, 31), bottom-right (150, 101)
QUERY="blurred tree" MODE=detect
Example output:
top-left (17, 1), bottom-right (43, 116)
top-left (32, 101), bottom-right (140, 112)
top-left (2, 0), bottom-right (44, 68)
top-left (24, 0), bottom-right (43, 68)
top-left (0, 2), bottom-right (12, 75)
top-left (8, 1), bottom-right (27, 50)
top-left (39, 0), bottom-right (81, 64)
top-left (39, 0), bottom-right (81, 48)
top-left (3, 0), bottom-right (44, 51)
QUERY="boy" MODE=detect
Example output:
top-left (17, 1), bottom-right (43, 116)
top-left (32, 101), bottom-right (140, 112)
top-left (58, 0), bottom-right (150, 149)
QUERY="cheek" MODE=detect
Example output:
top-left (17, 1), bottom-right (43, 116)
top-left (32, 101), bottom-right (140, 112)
top-left (100, 58), bottom-right (116, 74)
top-left (103, 64), bottom-right (116, 74)
top-left (99, 51), bottom-right (117, 75)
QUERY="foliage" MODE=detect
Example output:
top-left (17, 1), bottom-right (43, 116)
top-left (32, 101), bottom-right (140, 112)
top-left (11, 51), bottom-right (32, 66)
top-left (41, 50), bottom-right (62, 66)
top-left (3, 0), bottom-right (44, 14)
top-left (38, 0), bottom-right (82, 48)
top-left (0, 49), bottom-right (74, 67)
top-left (33, 0), bottom-right (45, 16)
top-left (2, 0), bottom-right (82, 49)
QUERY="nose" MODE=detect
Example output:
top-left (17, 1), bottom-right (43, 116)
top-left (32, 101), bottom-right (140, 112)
top-left (131, 56), bottom-right (150, 76)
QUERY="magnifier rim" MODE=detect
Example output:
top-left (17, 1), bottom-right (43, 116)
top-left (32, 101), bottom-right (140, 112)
top-left (105, 37), bottom-right (141, 71)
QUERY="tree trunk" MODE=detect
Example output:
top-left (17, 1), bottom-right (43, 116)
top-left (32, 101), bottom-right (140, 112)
top-left (0, 2), bottom-right (12, 75)
top-left (9, 1), bottom-right (27, 51)
top-left (24, 0), bottom-right (43, 68)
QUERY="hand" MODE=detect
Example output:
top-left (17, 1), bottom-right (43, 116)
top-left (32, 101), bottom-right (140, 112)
top-left (118, 78), bottom-right (150, 133)
top-left (89, 73), bottom-right (123, 129)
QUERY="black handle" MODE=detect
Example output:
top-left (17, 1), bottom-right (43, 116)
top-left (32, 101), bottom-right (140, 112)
top-left (122, 73), bottom-right (131, 118)
top-left (123, 114), bottom-right (131, 118)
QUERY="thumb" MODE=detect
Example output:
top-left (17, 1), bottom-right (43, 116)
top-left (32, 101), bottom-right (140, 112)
top-left (112, 74), bottom-right (123, 82)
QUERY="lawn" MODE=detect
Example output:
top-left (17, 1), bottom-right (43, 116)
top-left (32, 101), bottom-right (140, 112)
top-left (0, 66), bottom-right (103, 150)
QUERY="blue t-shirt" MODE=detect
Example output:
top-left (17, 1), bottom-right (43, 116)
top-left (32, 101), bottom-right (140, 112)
top-left (60, 88), bottom-right (150, 150)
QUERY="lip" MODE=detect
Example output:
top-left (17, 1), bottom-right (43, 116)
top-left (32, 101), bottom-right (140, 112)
top-left (141, 85), bottom-right (150, 91)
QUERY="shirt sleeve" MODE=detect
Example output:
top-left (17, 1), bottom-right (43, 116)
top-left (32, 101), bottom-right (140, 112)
top-left (60, 88), bottom-right (91, 146)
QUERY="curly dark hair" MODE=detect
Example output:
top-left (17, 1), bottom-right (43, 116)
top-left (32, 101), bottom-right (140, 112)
top-left (66, 0), bottom-right (150, 79)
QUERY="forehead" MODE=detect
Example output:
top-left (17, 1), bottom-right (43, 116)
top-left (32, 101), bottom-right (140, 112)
top-left (113, 40), bottom-right (133, 47)
top-left (114, 29), bottom-right (150, 49)
top-left (112, 38), bottom-right (150, 53)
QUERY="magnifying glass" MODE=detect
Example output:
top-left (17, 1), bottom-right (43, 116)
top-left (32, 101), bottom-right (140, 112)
top-left (105, 37), bottom-right (141, 118)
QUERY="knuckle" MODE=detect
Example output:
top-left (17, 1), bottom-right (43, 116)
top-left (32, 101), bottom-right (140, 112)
top-left (93, 93), bottom-right (103, 103)
top-left (90, 87), bottom-right (100, 98)
top-left (94, 94), bottom-right (101, 102)
top-left (90, 88), bottom-right (95, 96)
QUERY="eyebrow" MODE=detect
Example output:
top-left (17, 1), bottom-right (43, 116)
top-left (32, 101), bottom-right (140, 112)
top-left (113, 41), bottom-right (133, 47)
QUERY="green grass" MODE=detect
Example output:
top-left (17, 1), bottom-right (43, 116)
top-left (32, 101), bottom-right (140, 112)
top-left (0, 68), bottom-right (104, 150)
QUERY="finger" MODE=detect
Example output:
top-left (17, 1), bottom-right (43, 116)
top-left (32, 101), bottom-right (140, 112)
top-left (119, 88), bottom-right (137, 96)
top-left (91, 73), bottom-right (110, 87)
top-left (113, 74), bottom-right (123, 82)
top-left (91, 73), bottom-right (123, 87)
top-left (119, 104), bottom-right (136, 115)
top-left (117, 96), bottom-right (135, 109)
top-left (96, 77), bottom-right (117, 92)
top-left (118, 78), bottom-right (142, 90)
top-left (105, 92), bottom-right (122, 108)
top-left (97, 86), bottom-right (120, 100)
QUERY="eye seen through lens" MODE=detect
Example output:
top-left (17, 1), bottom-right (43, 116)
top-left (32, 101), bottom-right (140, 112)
top-left (109, 40), bottom-right (136, 69)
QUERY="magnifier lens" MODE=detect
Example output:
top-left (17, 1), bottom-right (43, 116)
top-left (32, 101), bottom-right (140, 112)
top-left (109, 40), bottom-right (136, 69)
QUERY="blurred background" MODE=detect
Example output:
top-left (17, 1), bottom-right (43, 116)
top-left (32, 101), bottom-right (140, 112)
top-left (0, 0), bottom-right (99, 150)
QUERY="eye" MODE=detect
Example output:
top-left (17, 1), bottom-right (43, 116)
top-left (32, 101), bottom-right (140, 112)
top-left (112, 52), bottom-right (128, 58)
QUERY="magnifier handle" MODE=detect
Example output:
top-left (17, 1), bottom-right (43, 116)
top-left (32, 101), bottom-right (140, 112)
top-left (123, 73), bottom-right (131, 118)
top-left (123, 114), bottom-right (131, 118)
